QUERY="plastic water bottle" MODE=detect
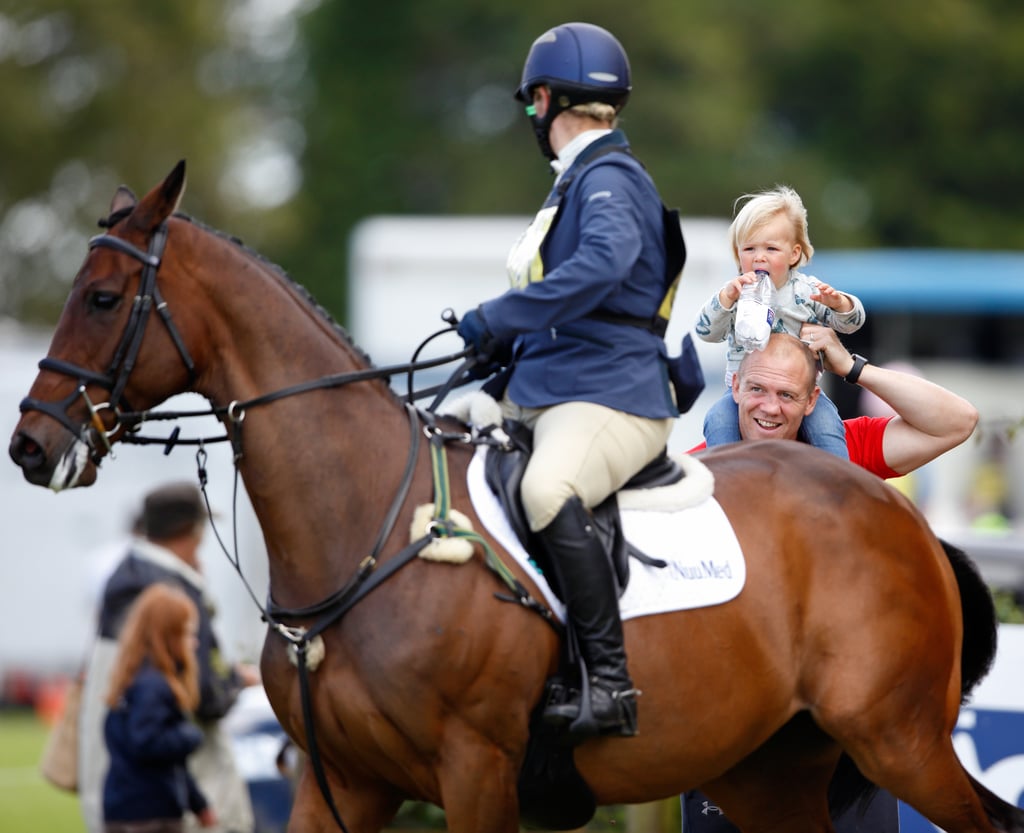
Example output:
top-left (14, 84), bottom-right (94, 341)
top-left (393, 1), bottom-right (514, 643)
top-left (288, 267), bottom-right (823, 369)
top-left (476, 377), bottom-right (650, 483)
top-left (733, 270), bottom-right (776, 352)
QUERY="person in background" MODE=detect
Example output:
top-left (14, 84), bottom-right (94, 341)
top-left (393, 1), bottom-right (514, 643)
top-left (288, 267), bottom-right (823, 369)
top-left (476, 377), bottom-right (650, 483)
top-left (103, 583), bottom-right (215, 833)
top-left (79, 482), bottom-right (258, 833)
top-left (682, 328), bottom-right (979, 833)
top-left (455, 21), bottom-right (681, 740)
top-left (695, 186), bottom-right (865, 458)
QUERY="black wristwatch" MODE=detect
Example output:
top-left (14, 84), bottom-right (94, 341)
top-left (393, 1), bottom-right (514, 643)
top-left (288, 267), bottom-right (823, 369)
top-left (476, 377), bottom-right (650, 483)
top-left (844, 354), bottom-right (869, 385)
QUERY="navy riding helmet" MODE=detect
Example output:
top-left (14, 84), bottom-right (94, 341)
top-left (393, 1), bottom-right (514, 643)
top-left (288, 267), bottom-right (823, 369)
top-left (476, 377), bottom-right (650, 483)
top-left (514, 22), bottom-right (632, 160)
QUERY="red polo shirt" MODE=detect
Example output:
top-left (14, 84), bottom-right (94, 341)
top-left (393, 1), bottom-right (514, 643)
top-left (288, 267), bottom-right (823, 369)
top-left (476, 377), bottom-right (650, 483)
top-left (688, 416), bottom-right (900, 479)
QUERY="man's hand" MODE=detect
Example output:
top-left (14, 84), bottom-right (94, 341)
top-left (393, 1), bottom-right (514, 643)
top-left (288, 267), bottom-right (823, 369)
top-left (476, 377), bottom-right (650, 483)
top-left (794, 325), bottom-right (977, 475)
top-left (799, 324), bottom-right (855, 378)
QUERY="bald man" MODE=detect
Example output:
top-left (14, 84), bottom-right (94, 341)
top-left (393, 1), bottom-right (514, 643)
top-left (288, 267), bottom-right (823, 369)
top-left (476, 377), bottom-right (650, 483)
top-left (691, 327), bottom-right (977, 475)
top-left (683, 327), bottom-right (978, 832)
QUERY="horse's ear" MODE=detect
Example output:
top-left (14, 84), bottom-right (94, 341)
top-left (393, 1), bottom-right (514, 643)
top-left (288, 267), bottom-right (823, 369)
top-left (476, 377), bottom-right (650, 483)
top-left (166, 159), bottom-right (187, 214)
top-left (129, 159), bottom-right (187, 233)
top-left (109, 186), bottom-right (136, 215)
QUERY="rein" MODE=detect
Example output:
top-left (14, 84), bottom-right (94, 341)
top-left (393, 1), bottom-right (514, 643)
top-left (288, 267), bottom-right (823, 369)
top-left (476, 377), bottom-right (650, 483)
top-left (195, 403), bottom-right (553, 833)
top-left (109, 345), bottom-right (476, 457)
top-left (259, 402), bottom-right (426, 833)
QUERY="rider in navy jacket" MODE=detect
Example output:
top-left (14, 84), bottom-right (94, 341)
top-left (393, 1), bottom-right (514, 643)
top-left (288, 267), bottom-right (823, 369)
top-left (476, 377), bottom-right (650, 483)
top-left (458, 23), bottom-right (680, 740)
top-left (479, 129), bottom-right (677, 420)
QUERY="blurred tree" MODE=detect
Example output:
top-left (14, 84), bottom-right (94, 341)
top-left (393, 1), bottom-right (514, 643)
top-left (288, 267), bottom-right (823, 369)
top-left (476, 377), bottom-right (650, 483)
top-left (293, 1), bottom-right (546, 320)
top-left (755, 0), bottom-right (1024, 248)
top-left (0, 0), bottom-right (314, 323)
top-left (4, 0), bottom-right (1022, 328)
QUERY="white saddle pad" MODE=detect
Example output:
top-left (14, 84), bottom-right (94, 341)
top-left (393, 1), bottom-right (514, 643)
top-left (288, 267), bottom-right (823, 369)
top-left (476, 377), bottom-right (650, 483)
top-left (466, 447), bottom-right (746, 623)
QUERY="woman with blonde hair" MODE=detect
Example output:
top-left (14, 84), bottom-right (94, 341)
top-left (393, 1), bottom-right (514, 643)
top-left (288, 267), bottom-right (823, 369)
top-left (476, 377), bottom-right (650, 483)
top-left (102, 583), bottom-right (217, 833)
top-left (456, 21), bottom-right (681, 740)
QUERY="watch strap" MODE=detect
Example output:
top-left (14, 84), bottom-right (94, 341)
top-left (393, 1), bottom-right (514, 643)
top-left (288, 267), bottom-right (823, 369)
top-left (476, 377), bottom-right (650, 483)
top-left (844, 354), bottom-right (868, 385)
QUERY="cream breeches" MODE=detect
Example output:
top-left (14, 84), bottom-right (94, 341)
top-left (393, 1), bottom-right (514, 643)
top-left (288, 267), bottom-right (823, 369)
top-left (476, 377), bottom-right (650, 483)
top-left (501, 398), bottom-right (674, 531)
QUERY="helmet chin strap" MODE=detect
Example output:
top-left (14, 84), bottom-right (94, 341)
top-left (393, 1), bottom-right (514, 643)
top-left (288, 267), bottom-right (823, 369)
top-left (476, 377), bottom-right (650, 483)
top-left (526, 86), bottom-right (615, 163)
top-left (526, 85), bottom-right (580, 162)
top-left (525, 103), bottom-right (558, 161)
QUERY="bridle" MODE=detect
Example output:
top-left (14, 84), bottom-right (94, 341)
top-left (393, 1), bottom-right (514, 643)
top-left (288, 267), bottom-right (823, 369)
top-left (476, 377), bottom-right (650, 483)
top-left (18, 222), bottom-right (197, 461)
top-left (21, 216), bottom-right (482, 466)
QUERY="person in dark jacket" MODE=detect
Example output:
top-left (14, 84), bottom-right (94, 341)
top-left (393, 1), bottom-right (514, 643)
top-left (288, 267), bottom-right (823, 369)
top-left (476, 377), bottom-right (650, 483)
top-left (456, 22), bottom-right (679, 740)
top-left (79, 483), bottom-right (256, 833)
top-left (103, 583), bottom-right (215, 833)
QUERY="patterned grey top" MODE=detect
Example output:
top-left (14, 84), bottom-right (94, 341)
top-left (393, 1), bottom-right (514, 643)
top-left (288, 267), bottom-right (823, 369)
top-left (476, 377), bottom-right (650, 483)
top-left (695, 270), bottom-right (866, 386)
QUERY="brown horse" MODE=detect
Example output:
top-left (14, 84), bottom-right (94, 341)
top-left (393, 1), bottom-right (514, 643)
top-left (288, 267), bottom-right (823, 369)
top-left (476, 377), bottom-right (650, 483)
top-left (9, 161), bottom-right (1024, 833)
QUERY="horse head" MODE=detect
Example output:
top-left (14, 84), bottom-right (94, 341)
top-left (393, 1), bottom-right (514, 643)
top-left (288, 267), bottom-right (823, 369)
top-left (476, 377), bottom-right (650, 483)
top-left (9, 161), bottom-right (197, 490)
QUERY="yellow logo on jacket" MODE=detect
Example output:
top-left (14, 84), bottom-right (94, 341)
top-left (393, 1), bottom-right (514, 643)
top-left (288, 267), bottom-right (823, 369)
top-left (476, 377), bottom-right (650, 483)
top-left (506, 205), bottom-right (558, 289)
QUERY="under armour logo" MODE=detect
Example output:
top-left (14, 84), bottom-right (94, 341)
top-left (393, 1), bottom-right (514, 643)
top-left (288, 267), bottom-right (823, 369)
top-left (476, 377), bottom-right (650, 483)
top-left (701, 801), bottom-right (724, 816)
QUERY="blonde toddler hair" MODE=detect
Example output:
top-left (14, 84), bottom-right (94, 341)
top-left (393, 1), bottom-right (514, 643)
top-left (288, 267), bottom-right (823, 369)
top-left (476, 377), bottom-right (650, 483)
top-left (729, 185), bottom-right (814, 270)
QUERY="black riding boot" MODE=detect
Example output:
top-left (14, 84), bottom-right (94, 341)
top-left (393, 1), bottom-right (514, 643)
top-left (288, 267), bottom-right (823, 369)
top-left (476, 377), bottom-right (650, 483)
top-left (539, 496), bottom-right (638, 739)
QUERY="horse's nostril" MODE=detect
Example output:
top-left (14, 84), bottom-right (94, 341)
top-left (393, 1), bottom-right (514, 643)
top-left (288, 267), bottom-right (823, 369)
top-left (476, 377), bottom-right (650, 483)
top-left (9, 430), bottom-right (60, 488)
top-left (9, 432), bottom-right (42, 468)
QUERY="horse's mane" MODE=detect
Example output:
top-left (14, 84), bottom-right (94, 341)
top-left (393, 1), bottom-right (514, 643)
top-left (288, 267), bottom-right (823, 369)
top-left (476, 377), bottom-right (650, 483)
top-left (171, 212), bottom-right (378, 370)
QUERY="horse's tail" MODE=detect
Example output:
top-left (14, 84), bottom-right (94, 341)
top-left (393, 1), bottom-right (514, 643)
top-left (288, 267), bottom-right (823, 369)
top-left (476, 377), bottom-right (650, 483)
top-left (829, 538), bottom-right (998, 819)
top-left (967, 770), bottom-right (1024, 830)
top-left (942, 543), bottom-right (1024, 828)
top-left (941, 538), bottom-right (998, 701)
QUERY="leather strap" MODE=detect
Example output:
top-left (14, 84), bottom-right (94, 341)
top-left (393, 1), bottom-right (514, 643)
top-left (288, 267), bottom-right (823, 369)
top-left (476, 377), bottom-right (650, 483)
top-left (844, 354), bottom-right (869, 385)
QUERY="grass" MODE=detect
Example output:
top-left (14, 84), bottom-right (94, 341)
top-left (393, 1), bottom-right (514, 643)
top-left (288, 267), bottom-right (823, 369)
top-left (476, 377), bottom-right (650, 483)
top-left (0, 708), bottom-right (84, 833)
top-left (0, 708), bottom-right (661, 832)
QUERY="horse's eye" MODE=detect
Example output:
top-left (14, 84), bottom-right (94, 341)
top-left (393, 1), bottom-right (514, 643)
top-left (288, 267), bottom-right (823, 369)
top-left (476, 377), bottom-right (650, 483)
top-left (88, 291), bottom-right (122, 312)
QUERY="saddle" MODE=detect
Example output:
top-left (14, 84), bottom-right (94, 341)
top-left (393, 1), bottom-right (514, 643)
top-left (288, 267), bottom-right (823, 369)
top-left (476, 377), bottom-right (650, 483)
top-left (483, 418), bottom-right (680, 600)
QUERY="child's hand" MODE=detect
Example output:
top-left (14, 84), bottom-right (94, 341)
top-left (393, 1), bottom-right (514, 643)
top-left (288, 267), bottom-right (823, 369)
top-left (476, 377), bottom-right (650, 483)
top-left (197, 807), bottom-right (219, 828)
top-left (810, 281), bottom-right (853, 312)
top-left (718, 272), bottom-right (758, 309)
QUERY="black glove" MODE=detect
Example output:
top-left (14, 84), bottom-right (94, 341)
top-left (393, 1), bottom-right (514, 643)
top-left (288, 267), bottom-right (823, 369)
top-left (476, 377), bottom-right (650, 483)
top-left (457, 306), bottom-right (497, 361)
top-left (457, 307), bottom-right (515, 380)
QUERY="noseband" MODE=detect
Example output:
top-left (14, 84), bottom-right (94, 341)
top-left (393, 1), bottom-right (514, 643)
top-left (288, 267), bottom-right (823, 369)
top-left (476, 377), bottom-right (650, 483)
top-left (19, 222), bottom-right (197, 460)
